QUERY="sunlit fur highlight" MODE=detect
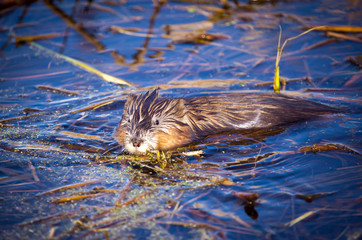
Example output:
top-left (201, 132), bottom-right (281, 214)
top-left (114, 90), bottom-right (336, 154)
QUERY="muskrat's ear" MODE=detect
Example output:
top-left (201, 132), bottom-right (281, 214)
top-left (150, 89), bottom-right (159, 96)
top-left (124, 94), bottom-right (136, 109)
top-left (148, 89), bottom-right (159, 100)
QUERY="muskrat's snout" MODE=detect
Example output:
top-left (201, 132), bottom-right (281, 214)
top-left (122, 133), bottom-right (154, 154)
top-left (123, 137), bottom-right (151, 154)
top-left (131, 138), bottom-right (143, 148)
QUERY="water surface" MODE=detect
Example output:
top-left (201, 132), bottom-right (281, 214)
top-left (0, 0), bottom-right (361, 239)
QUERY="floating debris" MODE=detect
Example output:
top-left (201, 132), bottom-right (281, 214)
top-left (163, 21), bottom-right (214, 34)
top-left (163, 31), bottom-right (230, 44)
top-left (231, 191), bottom-right (259, 203)
top-left (346, 55), bottom-right (362, 68)
top-left (299, 143), bottom-right (360, 154)
top-left (22, 108), bottom-right (41, 115)
top-left (296, 192), bottom-right (336, 203)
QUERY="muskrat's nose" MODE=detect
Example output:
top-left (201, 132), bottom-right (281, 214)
top-left (132, 139), bottom-right (143, 148)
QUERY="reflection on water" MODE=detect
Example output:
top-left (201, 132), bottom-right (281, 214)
top-left (0, 0), bottom-right (361, 239)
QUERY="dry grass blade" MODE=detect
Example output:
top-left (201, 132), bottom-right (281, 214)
top-left (304, 25), bottom-right (362, 33)
top-left (43, 0), bottom-right (105, 50)
top-left (48, 227), bottom-right (56, 239)
top-left (15, 33), bottom-right (65, 45)
top-left (18, 211), bottom-right (81, 226)
top-left (36, 85), bottom-right (82, 96)
top-left (30, 42), bottom-right (136, 87)
top-left (0, 115), bottom-right (34, 124)
top-left (114, 180), bottom-right (133, 206)
top-left (52, 193), bottom-right (102, 203)
top-left (224, 152), bottom-right (277, 167)
top-left (326, 31), bottom-right (362, 43)
top-left (157, 220), bottom-right (222, 230)
top-left (27, 160), bottom-right (40, 183)
top-left (3, 70), bottom-right (70, 81)
top-left (37, 179), bottom-right (102, 196)
top-left (229, 213), bottom-right (252, 228)
top-left (301, 38), bottom-right (340, 52)
top-left (108, 26), bottom-right (156, 38)
top-left (284, 209), bottom-right (321, 227)
top-left (343, 73), bottom-right (362, 87)
top-left (59, 131), bottom-right (111, 142)
top-left (70, 98), bottom-right (123, 114)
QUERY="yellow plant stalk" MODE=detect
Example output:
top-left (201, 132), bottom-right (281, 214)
top-left (274, 26), bottom-right (282, 93)
top-left (274, 26), bottom-right (325, 93)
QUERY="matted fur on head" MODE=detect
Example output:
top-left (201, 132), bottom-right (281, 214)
top-left (113, 90), bottom-right (193, 154)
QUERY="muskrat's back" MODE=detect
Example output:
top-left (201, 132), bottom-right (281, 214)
top-left (114, 90), bottom-right (337, 154)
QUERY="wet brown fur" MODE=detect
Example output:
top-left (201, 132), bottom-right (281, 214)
top-left (114, 90), bottom-right (337, 153)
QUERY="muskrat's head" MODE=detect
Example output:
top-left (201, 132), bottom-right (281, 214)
top-left (113, 90), bottom-right (193, 154)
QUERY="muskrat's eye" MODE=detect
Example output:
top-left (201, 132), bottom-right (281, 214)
top-left (154, 120), bottom-right (159, 125)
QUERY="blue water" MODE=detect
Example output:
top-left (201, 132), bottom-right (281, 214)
top-left (0, 0), bottom-right (361, 239)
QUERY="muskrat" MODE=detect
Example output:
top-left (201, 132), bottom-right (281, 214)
top-left (113, 90), bottom-right (337, 154)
